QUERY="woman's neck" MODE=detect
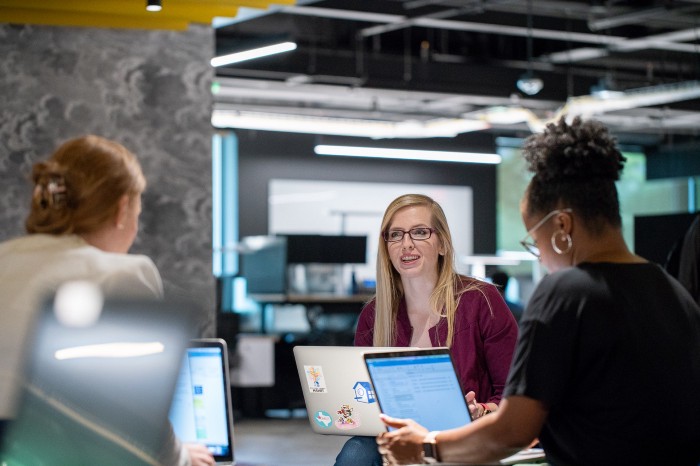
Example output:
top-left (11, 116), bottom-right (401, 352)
top-left (402, 277), bottom-right (436, 315)
top-left (572, 228), bottom-right (644, 265)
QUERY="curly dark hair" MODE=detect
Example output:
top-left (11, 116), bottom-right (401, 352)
top-left (522, 117), bottom-right (627, 233)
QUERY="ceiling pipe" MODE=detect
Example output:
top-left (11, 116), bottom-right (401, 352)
top-left (263, 5), bottom-right (699, 59)
top-left (588, 6), bottom-right (700, 31)
top-left (545, 25), bottom-right (700, 64)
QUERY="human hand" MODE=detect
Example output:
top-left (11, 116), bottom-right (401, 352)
top-left (184, 443), bottom-right (215, 466)
top-left (465, 390), bottom-right (491, 419)
top-left (377, 414), bottom-right (429, 465)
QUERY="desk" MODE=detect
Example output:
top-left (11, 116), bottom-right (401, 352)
top-left (249, 293), bottom-right (373, 333)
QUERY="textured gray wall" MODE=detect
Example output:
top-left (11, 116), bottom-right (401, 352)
top-left (0, 23), bottom-right (215, 336)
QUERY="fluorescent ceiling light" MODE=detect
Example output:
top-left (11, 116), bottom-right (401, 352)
top-left (314, 145), bottom-right (501, 164)
top-left (212, 110), bottom-right (489, 138)
top-left (54, 342), bottom-right (165, 360)
top-left (211, 42), bottom-right (297, 67)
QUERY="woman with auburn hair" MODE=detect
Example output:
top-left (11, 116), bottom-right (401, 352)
top-left (0, 135), bottom-right (214, 466)
top-left (334, 193), bottom-right (518, 466)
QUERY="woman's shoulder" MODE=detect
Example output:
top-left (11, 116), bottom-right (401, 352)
top-left (456, 275), bottom-right (500, 298)
top-left (85, 251), bottom-right (163, 299)
top-left (359, 297), bottom-right (377, 316)
top-left (0, 234), bottom-right (72, 252)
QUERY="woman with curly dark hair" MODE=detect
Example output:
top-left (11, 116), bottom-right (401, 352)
top-left (377, 118), bottom-right (700, 466)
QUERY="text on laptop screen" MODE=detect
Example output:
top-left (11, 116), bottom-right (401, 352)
top-left (365, 353), bottom-right (471, 432)
top-left (169, 347), bottom-right (232, 457)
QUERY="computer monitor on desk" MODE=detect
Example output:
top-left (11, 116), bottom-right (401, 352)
top-left (240, 234), bottom-right (367, 296)
top-left (285, 235), bottom-right (367, 264)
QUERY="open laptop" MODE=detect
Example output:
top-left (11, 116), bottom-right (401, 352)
top-left (293, 345), bottom-right (413, 436)
top-left (0, 291), bottom-right (195, 466)
top-left (364, 348), bottom-right (473, 432)
top-left (364, 348), bottom-right (546, 465)
top-left (169, 338), bottom-right (236, 465)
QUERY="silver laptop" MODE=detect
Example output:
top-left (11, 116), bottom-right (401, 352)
top-left (169, 338), bottom-right (236, 465)
top-left (293, 345), bottom-right (413, 436)
top-left (364, 348), bottom-right (546, 465)
top-left (0, 295), bottom-right (195, 466)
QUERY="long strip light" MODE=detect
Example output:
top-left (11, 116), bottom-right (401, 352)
top-left (54, 342), bottom-right (165, 360)
top-left (212, 110), bottom-right (489, 138)
top-left (314, 145), bottom-right (501, 164)
top-left (211, 42), bottom-right (297, 67)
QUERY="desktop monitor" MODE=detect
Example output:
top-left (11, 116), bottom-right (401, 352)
top-left (285, 235), bottom-right (367, 264)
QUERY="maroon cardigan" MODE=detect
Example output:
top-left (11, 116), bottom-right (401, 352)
top-left (354, 280), bottom-right (518, 405)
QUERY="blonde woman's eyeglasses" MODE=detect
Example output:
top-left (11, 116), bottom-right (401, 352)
top-left (383, 227), bottom-right (435, 243)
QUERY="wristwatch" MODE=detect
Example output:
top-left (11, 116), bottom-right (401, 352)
top-left (422, 431), bottom-right (441, 463)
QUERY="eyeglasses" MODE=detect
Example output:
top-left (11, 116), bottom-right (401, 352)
top-left (383, 227), bottom-right (436, 243)
top-left (520, 208), bottom-right (572, 258)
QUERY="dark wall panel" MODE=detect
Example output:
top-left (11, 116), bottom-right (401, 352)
top-left (236, 130), bottom-right (498, 254)
top-left (647, 143), bottom-right (700, 180)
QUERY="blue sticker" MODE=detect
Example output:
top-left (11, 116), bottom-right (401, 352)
top-left (353, 381), bottom-right (376, 404)
top-left (313, 410), bottom-right (333, 428)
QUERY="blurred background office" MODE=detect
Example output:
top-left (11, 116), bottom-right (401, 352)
top-left (2, 0), bottom-right (700, 431)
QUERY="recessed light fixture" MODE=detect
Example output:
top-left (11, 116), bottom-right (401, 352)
top-left (146, 0), bottom-right (162, 12)
top-left (314, 145), bottom-right (501, 165)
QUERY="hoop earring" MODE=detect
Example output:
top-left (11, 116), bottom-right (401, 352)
top-left (551, 230), bottom-right (572, 255)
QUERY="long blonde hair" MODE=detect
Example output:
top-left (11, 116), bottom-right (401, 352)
top-left (372, 193), bottom-right (483, 347)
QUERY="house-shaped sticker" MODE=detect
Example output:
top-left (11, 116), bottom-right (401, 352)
top-left (353, 381), bottom-right (376, 404)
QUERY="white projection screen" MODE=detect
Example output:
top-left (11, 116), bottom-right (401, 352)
top-left (269, 179), bottom-right (473, 282)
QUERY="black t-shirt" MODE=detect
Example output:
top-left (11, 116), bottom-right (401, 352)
top-left (505, 262), bottom-right (700, 466)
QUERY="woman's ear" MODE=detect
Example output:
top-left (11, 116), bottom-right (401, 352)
top-left (115, 195), bottom-right (129, 230)
top-left (558, 210), bottom-right (573, 234)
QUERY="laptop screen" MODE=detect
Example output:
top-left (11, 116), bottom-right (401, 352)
top-left (364, 349), bottom-right (472, 432)
top-left (169, 339), bottom-right (234, 464)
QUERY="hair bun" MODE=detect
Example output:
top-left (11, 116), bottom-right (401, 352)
top-left (523, 117), bottom-right (626, 183)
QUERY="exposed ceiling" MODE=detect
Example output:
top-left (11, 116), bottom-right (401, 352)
top-left (3, 0), bottom-right (699, 146)
top-left (212, 0), bottom-right (700, 146)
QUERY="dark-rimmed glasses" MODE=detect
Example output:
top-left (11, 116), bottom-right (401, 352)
top-left (384, 227), bottom-right (435, 243)
top-left (520, 208), bottom-right (572, 257)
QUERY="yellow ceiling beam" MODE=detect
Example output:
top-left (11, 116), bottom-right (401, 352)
top-left (175, 0), bottom-right (295, 7)
top-left (0, 8), bottom-right (191, 30)
top-left (0, 0), bottom-right (294, 30)
top-left (0, 4), bottom-right (238, 26)
top-left (0, 2), bottom-right (235, 21)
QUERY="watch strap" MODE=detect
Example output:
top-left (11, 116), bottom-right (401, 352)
top-left (422, 430), bottom-right (441, 463)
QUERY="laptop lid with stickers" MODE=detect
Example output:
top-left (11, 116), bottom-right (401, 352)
top-left (293, 346), bottom-right (412, 436)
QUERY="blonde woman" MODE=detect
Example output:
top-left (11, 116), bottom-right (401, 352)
top-left (334, 194), bottom-right (518, 466)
